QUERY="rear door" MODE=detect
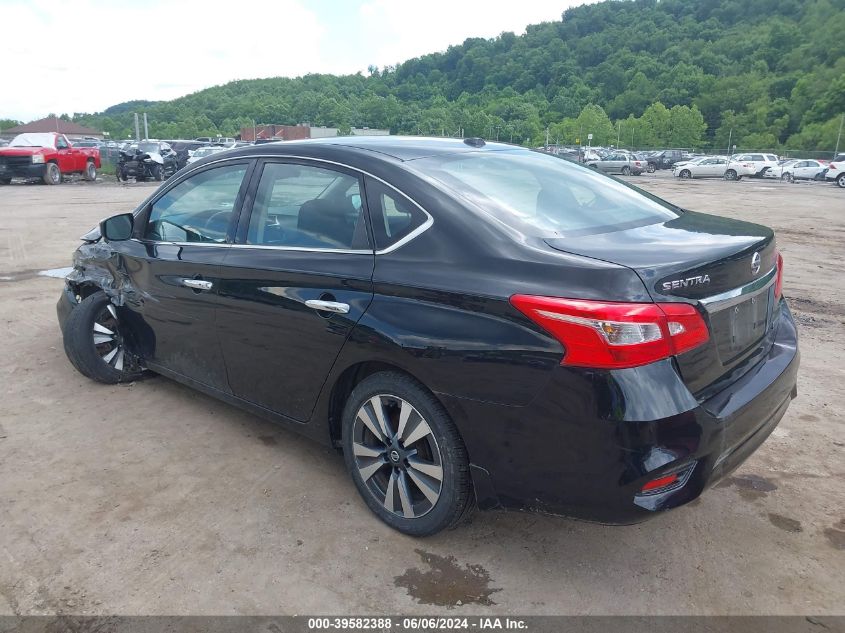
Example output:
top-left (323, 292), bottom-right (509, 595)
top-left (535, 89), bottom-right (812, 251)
top-left (215, 159), bottom-right (375, 421)
top-left (797, 160), bottom-right (820, 179)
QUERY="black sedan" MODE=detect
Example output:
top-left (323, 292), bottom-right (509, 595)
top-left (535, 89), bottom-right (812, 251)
top-left (57, 137), bottom-right (799, 536)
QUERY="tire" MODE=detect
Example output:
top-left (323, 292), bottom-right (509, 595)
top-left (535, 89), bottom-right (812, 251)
top-left (43, 162), bottom-right (61, 185)
top-left (725, 169), bottom-right (738, 181)
top-left (620, 166), bottom-right (631, 175)
top-left (647, 163), bottom-right (655, 173)
top-left (153, 164), bottom-right (163, 181)
top-left (679, 169), bottom-right (692, 179)
top-left (837, 174), bottom-right (845, 188)
top-left (83, 160), bottom-right (97, 181)
top-left (341, 371), bottom-right (473, 536)
top-left (63, 291), bottom-right (143, 384)
top-left (785, 172), bottom-right (794, 183)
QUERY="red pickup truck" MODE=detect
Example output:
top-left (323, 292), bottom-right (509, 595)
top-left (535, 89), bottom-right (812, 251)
top-left (0, 133), bottom-right (101, 185)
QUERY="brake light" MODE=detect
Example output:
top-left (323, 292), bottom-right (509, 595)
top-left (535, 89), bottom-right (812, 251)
top-left (774, 252), bottom-right (784, 300)
top-left (830, 163), bottom-right (838, 170)
top-left (510, 296), bottom-right (710, 369)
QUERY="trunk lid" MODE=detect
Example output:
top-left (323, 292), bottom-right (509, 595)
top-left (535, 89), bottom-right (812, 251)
top-left (545, 211), bottom-right (778, 396)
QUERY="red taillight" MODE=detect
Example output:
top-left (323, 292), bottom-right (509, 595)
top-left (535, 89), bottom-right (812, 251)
top-left (774, 252), bottom-right (784, 300)
top-left (510, 296), bottom-right (710, 369)
top-left (830, 163), bottom-right (838, 170)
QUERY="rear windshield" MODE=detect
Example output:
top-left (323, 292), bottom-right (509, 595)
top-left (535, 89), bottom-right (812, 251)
top-left (410, 150), bottom-right (680, 237)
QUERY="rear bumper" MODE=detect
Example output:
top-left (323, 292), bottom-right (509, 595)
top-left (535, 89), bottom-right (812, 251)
top-left (444, 300), bottom-right (799, 524)
top-left (0, 163), bottom-right (45, 179)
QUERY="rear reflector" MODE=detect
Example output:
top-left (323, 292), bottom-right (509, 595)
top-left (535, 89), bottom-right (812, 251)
top-left (774, 251), bottom-right (784, 300)
top-left (641, 473), bottom-right (679, 493)
top-left (510, 296), bottom-right (710, 369)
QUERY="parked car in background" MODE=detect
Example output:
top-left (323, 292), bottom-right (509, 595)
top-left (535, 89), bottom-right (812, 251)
top-left (0, 132), bottom-right (100, 184)
top-left (120, 141), bottom-right (179, 180)
top-left (780, 159), bottom-right (826, 182)
top-left (70, 139), bottom-right (105, 149)
top-left (633, 152), bottom-right (656, 172)
top-left (723, 156), bottom-right (759, 181)
top-left (0, 139), bottom-right (10, 147)
top-left (648, 149), bottom-right (689, 170)
top-left (674, 156), bottom-right (729, 179)
top-left (767, 159), bottom-right (797, 179)
top-left (167, 140), bottom-right (209, 169)
top-left (730, 153), bottom-right (779, 178)
top-left (56, 136), bottom-right (797, 536)
top-left (186, 145), bottom-right (230, 164)
top-left (585, 152), bottom-right (645, 175)
top-left (671, 156), bottom-right (709, 171)
top-left (823, 154), bottom-right (845, 188)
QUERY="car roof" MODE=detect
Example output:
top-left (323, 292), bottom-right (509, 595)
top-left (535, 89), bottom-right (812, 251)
top-left (235, 136), bottom-right (522, 161)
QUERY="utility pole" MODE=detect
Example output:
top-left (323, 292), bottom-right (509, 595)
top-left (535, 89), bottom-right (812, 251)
top-left (616, 121), bottom-right (621, 148)
top-left (545, 126), bottom-right (550, 149)
top-left (143, 113), bottom-right (149, 140)
top-left (835, 114), bottom-right (844, 158)
top-left (726, 128), bottom-right (733, 157)
top-left (631, 126), bottom-right (635, 150)
top-left (134, 113), bottom-right (140, 141)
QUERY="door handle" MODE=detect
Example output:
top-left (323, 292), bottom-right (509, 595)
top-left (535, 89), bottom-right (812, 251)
top-left (305, 299), bottom-right (350, 314)
top-left (181, 278), bottom-right (213, 291)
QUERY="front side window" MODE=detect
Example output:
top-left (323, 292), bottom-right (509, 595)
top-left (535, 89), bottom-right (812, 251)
top-left (411, 150), bottom-right (679, 238)
top-left (246, 162), bottom-right (368, 250)
top-left (144, 163), bottom-right (248, 243)
top-left (56, 136), bottom-right (68, 149)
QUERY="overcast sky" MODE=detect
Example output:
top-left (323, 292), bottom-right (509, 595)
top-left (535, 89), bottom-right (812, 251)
top-left (1, 0), bottom-right (591, 121)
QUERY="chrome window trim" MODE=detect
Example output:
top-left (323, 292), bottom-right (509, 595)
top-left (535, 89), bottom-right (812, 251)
top-left (166, 153), bottom-right (434, 255)
top-left (698, 266), bottom-right (777, 312)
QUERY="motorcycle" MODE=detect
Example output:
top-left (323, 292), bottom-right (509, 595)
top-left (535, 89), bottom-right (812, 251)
top-left (116, 148), bottom-right (171, 182)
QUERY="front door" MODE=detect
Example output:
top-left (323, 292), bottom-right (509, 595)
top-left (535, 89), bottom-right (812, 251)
top-left (55, 135), bottom-right (76, 173)
top-left (215, 159), bottom-right (375, 421)
top-left (114, 160), bottom-right (253, 391)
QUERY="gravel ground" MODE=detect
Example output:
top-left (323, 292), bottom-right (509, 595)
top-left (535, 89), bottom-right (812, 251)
top-left (0, 173), bottom-right (842, 616)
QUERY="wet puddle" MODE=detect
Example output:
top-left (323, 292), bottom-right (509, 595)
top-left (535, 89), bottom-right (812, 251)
top-left (394, 549), bottom-right (500, 607)
top-left (718, 474), bottom-right (778, 500)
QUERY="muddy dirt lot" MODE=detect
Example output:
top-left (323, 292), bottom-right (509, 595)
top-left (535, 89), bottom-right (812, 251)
top-left (0, 175), bottom-right (843, 615)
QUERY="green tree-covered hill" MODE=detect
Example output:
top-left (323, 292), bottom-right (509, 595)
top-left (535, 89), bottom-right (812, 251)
top-left (55, 0), bottom-right (845, 151)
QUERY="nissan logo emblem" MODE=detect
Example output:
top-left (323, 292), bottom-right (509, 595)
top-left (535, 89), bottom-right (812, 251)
top-left (751, 252), bottom-right (761, 275)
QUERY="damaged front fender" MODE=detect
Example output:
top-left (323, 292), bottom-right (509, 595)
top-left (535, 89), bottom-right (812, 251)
top-left (66, 239), bottom-right (135, 307)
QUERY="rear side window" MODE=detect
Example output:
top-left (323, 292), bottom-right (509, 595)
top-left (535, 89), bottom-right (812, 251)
top-left (365, 178), bottom-right (428, 251)
top-left (411, 150), bottom-right (678, 237)
top-left (245, 162), bottom-right (369, 250)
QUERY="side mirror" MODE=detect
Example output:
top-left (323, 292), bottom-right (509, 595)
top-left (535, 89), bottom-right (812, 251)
top-left (100, 213), bottom-right (134, 242)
